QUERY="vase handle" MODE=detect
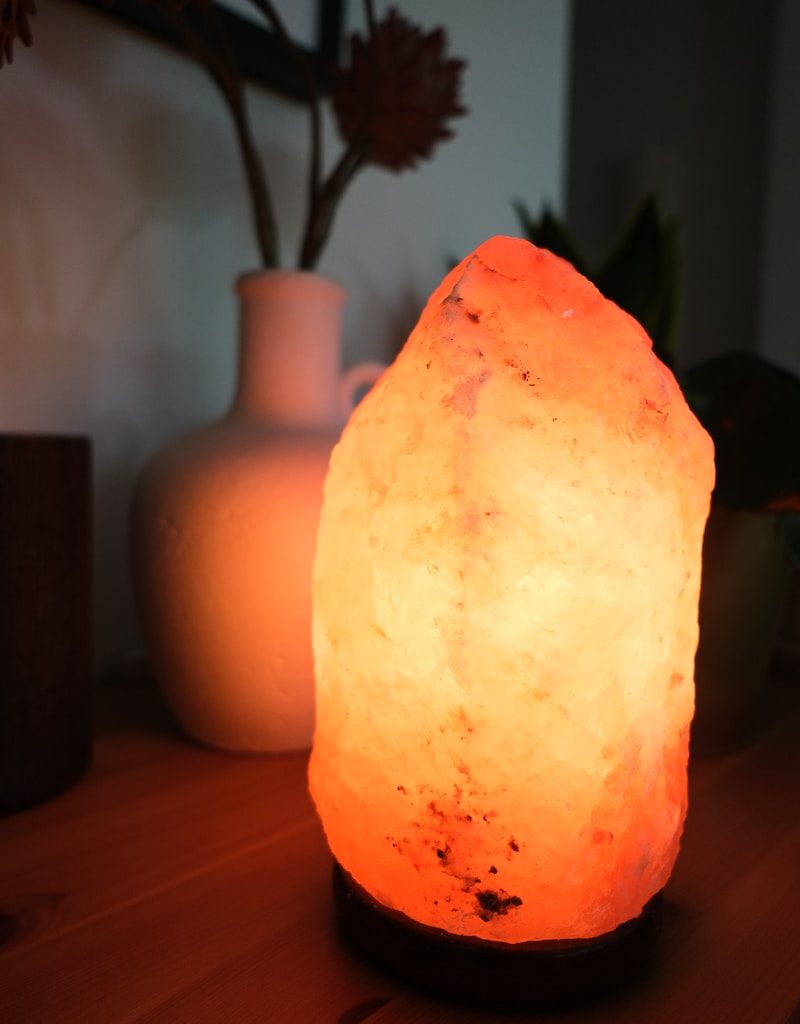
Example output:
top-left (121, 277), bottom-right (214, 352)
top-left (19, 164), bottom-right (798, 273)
top-left (338, 362), bottom-right (386, 419)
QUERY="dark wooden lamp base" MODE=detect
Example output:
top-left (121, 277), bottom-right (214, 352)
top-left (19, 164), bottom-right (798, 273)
top-left (333, 862), bottom-right (662, 1008)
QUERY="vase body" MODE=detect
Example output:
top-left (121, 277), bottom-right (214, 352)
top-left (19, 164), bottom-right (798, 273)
top-left (132, 272), bottom-right (381, 752)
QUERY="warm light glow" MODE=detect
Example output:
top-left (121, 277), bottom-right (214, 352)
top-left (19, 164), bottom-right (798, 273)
top-left (309, 236), bottom-right (714, 942)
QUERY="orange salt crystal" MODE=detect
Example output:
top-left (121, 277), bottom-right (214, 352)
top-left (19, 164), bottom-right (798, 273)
top-left (310, 236), bottom-right (714, 942)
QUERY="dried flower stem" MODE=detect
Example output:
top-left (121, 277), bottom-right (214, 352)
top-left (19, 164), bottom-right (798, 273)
top-left (244, 0), bottom-right (365, 269)
top-left (298, 0), bottom-right (377, 269)
top-left (153, 0), bottom-right (278, 267)
top-left (300, 140), bottom-right (365, 270)
top-left (245, 0), bottom-right (322, 259)
top-left (226, 91), bottom-right (279, 268)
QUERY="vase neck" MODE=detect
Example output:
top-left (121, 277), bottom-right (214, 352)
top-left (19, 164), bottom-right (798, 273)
top-left (232, 271), bottom-right (347, 428)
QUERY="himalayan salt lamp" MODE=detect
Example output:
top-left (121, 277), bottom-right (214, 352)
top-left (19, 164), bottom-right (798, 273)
top-left (309, 236), bottom-right (714, 1003)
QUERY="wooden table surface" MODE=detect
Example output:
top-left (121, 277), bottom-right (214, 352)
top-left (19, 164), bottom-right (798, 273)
top-left (1, 680), bottom-right (799, 1024)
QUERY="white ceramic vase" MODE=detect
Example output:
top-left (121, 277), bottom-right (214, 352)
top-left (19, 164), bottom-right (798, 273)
top-left (132, 271), bottom-right (383, 752)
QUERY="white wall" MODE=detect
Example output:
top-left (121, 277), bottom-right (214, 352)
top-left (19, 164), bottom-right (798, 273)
top-left (758, 0), bottom-right (800, 376)
top-left (0, 0), bottom-right (571, 676)
top-left (565, 0), bottom-right (773, 369)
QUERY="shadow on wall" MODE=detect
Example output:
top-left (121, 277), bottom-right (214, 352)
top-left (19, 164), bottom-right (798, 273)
top-left (0, 1), bottom-right (295, 677)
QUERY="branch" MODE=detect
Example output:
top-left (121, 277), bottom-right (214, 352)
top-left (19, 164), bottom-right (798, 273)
top-left (244, 0), bottom-right (322, 261)
top-left (152, 1), bottom-right (278, 267)
top-left (299, 0), bottom-right (378, 269)
top-left (299, 142), bottom-right (365, 269)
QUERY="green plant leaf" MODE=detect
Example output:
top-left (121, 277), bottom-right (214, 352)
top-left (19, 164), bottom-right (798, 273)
top-left (645, 218), bottom-right (681, 367)
top-left (512, 201), bottom-right (589, 277)
top-left (595, 196), bottom-right (679, 365)
top-left (513, 195), bottom-right (679, 365)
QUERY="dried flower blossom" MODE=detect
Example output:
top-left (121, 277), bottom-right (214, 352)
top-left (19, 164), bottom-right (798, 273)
top-left (0, 0), bottom-right (35, 68)
top-left (333, 7), bottom-right (466, 172)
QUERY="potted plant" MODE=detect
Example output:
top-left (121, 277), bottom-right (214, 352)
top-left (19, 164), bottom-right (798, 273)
top-left (681, 352), bottom-right (800, 751)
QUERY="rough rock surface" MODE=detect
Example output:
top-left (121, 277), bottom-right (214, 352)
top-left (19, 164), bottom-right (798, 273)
top-left (309, 236), bottom-right (714, 942)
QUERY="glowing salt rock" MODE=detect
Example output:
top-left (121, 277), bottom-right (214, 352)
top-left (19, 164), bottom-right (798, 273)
top-left (309, 236), bottom-right (714, 943)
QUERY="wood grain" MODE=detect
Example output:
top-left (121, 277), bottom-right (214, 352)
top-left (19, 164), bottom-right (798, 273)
top-left (1, 680), bottom-right (799, 1023)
